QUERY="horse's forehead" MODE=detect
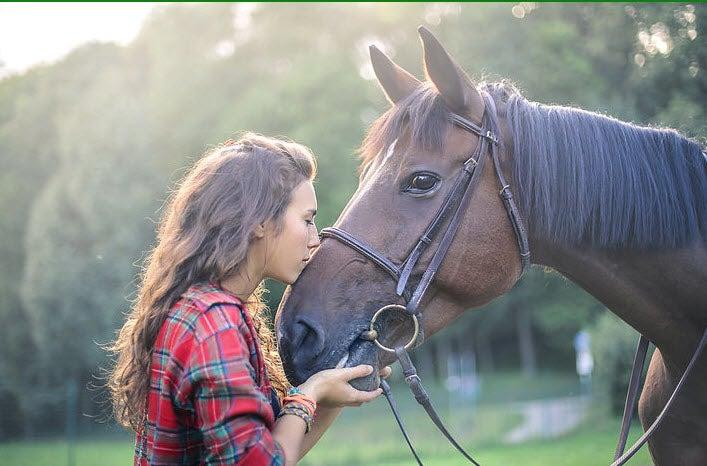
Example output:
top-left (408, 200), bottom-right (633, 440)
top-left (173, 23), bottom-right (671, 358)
top-left (380, 139), bottom-right (398, 166)
top-left (362, 122), bottom-right (476, 187)
top-left (361, 139), bottom-right (400, 185)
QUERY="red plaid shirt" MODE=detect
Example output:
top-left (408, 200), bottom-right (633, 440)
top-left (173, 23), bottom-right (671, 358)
top-left (134, 282), bottom-right (285, 465)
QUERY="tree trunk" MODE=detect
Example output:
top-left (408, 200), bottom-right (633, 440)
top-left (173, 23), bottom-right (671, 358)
top-left (476, 335), bottom-right (494, 372)
top-left (515, 305), bottom-right (537, 377)
top-left (412, 339), bottom-right (436, 379)
top-left (436, 337), bottom-right (455, 381)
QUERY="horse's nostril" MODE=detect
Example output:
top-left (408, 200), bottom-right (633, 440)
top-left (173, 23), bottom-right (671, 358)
top-left (292, 317), bottom-right (326, 363)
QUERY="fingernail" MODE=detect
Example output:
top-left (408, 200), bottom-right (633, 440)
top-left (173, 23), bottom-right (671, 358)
top-left (366, 365), bottom-right (373, 373)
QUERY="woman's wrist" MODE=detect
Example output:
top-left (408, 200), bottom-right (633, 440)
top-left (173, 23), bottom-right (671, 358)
top-left (295, 381), bottom-right (319, 403)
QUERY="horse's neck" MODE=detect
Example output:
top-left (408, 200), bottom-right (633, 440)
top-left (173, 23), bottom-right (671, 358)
top-left (532, 239), bottom-right (707, 368)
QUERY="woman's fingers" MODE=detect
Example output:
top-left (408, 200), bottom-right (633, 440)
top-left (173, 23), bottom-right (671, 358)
top-left (379, 366), bottom-right (392, 379)
top-left (313, 365), bottom-right (386, 407)
top-left (348, 386), bottom-right (383, 404)
top-left (339, 364), bottom-right (374, 381)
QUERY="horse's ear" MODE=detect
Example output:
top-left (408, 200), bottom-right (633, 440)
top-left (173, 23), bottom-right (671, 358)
top-left (369, 45), bottom-right (421, 105)
top-left (418, 26), bottom-right (484, 123)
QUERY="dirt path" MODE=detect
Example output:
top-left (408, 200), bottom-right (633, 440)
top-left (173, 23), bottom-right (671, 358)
top-left (503, 396), bottom-right (591, 444)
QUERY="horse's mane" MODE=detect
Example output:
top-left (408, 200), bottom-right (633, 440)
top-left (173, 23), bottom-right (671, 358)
top-left (360, 82), bottom-right (707, 249)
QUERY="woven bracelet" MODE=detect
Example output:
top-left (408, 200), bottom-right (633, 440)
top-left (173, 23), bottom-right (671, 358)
top-left (283, 395), bottom-right (316, 415)
top-left (278, 404), bottom-right (313, 433)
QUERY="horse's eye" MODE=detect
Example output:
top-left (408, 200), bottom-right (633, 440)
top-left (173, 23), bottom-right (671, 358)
top-left (405, 173), bottom-right (439, 194)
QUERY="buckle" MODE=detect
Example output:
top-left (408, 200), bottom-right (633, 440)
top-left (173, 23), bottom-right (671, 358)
top-left (484, 130), bottom-right (499, 145)
top-left (499, 184), bottom-right (513, 199)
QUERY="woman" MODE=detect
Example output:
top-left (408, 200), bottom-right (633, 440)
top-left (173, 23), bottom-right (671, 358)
top-left (108, 134), bottom-right (388, 465)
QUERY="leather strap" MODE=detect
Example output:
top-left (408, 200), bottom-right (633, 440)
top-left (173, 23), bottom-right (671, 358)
top-left (397, 159), bottom-right (477, 297)
top-left (381, 380), bottom-right (423, 466)
top-left (490, 137), bottom-right (531, 273)
top-left (395, 346), bottom-right (481, 465)
top-left (611, 328), bottom-right (706, 466)
top-left (319, 227), bottom-right (401, 281)
top-left (613, 335), bottom-right (649, 461)
top-left (405, 150), bottom-right (487, 316)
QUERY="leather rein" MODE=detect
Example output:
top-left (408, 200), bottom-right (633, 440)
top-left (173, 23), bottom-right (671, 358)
top-left (319, 93), bottom-right (707, 465)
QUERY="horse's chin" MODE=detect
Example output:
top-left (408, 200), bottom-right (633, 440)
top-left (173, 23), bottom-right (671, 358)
top-left (345, 339), bottom-right (380, 391)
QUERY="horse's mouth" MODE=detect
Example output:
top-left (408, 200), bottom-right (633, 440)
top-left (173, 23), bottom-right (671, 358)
top-left (341, 337), bottom-right (381, 391)
top-left (339, 318), bottom-right (417, 391)
top-left (335, 352), bottom-right (349, 368)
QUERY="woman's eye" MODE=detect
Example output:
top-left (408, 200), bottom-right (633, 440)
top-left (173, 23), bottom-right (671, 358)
top-left (405, 173), bottom-right (439, 193)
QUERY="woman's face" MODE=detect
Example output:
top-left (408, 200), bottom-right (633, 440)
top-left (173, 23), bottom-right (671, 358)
top-left (265, 180), bottom-right (320, 284)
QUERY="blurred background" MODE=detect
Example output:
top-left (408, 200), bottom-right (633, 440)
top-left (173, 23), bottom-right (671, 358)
top-left (0, 3), bottom-right (703, 465)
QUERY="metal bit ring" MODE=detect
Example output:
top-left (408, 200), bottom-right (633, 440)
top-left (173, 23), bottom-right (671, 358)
top-left (368, 304), bottom-right (419, 353)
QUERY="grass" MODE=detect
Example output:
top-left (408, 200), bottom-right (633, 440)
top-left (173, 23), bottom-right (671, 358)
top-left (0, 439), bottom-right (133, 466)
top-left (299, 377), bottom-right (651, 466)
top-left (0, 421), bottom-right (651, 466)
top-left (0, 372), bottom-right (652, 465)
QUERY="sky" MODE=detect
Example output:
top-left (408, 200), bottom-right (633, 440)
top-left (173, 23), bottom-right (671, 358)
top-left (0, 3), bottom-right (156, 77)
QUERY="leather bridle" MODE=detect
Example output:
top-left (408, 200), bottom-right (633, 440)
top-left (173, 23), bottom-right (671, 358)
top-left (318, 92), bottom-right (707, 465)
top-left (320, 93), bottom-right (528, 465)
top-left (321, 94), bottom-right (530, 319)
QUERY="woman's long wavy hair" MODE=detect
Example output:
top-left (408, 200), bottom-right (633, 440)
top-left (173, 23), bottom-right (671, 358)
top-left (108, 133), bottom-right (316, 431)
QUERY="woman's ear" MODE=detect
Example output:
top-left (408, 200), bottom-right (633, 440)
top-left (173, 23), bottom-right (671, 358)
top-left (253, 223), bottom-right (267, 239)
top-left (255, 219), bottom-right (278, 239)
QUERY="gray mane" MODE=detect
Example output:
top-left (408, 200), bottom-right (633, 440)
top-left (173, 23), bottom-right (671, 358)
top-left (361, 82), bottom-right (707, 249)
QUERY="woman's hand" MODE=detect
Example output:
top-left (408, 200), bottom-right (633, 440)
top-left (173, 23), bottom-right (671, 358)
top-left (298, 365), bottom-right (391, 408)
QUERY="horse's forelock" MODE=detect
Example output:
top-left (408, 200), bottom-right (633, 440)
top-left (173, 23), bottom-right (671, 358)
top-left (359, 83), bottom-right (453, 171)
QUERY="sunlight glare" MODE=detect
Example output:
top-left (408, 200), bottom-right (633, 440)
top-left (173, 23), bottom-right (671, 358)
top-left (0, 3), bottom-right (155, 75)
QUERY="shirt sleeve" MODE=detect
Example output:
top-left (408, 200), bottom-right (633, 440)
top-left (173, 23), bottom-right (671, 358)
top-left (177, 325), bottom-right (285, 466)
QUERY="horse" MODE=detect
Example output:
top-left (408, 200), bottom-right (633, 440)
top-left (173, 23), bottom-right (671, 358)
top-left (275, 27), bottom-right (707, 465)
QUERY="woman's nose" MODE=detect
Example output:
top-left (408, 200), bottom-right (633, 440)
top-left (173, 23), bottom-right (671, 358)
top-left (308, 225), bottom-right (320, 248)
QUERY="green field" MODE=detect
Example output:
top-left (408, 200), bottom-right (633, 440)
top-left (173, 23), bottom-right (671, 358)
top-left (0, 422), bottom-right (652, 466)
top-left (0, 373), bottom-right (652, 465)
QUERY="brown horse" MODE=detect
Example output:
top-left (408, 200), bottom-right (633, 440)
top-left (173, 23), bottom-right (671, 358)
top-left (276, 28), bottom-right (707, 465)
